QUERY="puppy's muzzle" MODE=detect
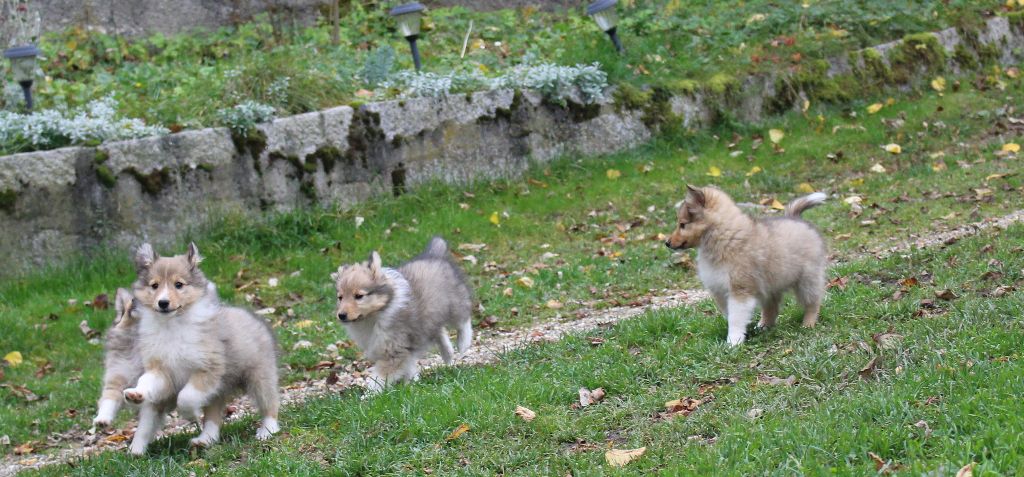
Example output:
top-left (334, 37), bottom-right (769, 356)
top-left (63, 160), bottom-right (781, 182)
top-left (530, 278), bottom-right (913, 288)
top-left (157, 299), bottom-right (171, 311)
top-left (337, 312), bottom-right (349, 322)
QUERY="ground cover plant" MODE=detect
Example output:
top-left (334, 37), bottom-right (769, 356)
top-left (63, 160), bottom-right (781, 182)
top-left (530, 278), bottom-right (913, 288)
top-left (0, 63), bottom-right (1022, 473)
top-left (0, 0), bottom-right (1012, 153)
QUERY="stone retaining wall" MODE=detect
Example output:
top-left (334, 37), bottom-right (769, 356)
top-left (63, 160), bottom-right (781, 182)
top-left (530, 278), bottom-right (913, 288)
top-left (1, 16), bottom-right (1021, 274)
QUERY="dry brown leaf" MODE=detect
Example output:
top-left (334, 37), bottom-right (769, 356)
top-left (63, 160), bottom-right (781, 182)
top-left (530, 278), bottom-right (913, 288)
top-left (78, 320), bottom-right (99, 339)
top-left (577, 387), bottom-right (606, 407)
top-left (956, 462), bottom-right (976, 477)
top-left (514, 406), bottom-right (536, 422)
top-left (604, 447), bottom-right (646, 467)
top-left (445, 423), bottom-right (470, 441)
top-left (935, 289), bottom-right (958, 300)
top-left (545, 300), bottom-right (563, 309)
top-left (858, 356), bottom-right (881, 379)
top-left (92, 293), bottom-right (110, 310)
top-left (757, 375), bottom-right (797, 386)
top-left (12, 441), bottom-right (34, 455)
top-left (872, 331), bottom-right (904, 349)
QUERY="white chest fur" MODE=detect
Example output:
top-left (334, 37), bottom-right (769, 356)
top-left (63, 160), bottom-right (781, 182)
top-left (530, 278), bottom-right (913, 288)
top-left (137, 295), bottom-right (219, 383)
top-left (696, 251), bottom-right (731, 296)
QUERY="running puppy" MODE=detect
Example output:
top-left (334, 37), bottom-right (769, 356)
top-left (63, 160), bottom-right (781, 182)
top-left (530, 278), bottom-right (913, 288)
top-left (665, 186), bottom-right (828, 346)
top-left (124, 242), bottom-right (280, 455)
top-left (93, 288), bottom-right (144, 428)
top-left (332, 237), bottom-right (473, 392)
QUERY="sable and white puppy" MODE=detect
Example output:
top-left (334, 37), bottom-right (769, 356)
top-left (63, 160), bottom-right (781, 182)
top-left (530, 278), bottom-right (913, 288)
top-left (332, 237), bottom-right (473, 392)
top-left (124, 242), bottom-right (280, 455)
top-left (666, 186), bottom-right (828, 346)
top-left (93, 288), bottom-right (144, 428)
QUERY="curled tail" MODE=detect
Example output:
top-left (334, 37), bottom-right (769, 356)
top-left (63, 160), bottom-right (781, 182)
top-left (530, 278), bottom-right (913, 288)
top-left (785, 192), bottom-right (827, 218)
top-left (422, 236), bottom-right (449, 258)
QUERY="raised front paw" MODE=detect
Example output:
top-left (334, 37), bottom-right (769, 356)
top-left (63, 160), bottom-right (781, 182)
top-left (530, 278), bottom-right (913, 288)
top-left (123, 388), bottom-right (145, 404)
top-left (92, 415), bottom-right (112, 428)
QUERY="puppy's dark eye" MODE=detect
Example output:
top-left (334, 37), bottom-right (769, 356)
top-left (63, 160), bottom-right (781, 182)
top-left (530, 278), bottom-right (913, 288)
top-left (150, 283), bottom-right (158, 290)
top-left (354, 293), bottom-right (365, 300)
top-left (174, 282), bottom-right (184, 289)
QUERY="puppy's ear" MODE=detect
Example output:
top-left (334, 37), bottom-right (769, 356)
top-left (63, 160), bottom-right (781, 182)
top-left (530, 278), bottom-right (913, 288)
top-left (330, 265), bottom-right (344, 283)
top-left (113, 288), bottom-right (134, 326)
top-left (368, 251), bottom-right (382, 277)
top-left (134, 243), bottom-right (156, 273)
top-left (186, 242), bottom-right (202, 270)
top-left (686, 185), bottom-right (706, 207)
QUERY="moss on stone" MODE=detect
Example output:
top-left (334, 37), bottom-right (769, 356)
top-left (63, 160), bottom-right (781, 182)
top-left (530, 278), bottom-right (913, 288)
top-left (705, 73), bottom-right (738, 95)
top-left (95, 165), bottom-right (117, 188)
top-left (890, 33), bottom-right (946, 84)
top-left (953, 43), bottom-right (979, 70)
top-left (126, 167), bottom-right (171, 196)
top-left (93, 150), bottom-right (109, 164)
top-left (308, 146), bottom-right (342, 175)
top-left (613, 83), bottom-right (651, 112)
top-left (196, 163), bottom-right (215, 173)
top-left (230, 128), bottom-right (268, 158)
top-left (665, 79), bottom-right (699, 96)
top-left (0, 188), bottom-right (16, 212)
top-left (1006, 11), bottom-right (1024, 31)
top-left (300, 181), bottom-right (318, 202)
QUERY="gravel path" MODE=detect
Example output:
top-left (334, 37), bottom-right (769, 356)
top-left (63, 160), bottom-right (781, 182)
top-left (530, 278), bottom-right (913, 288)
top-left (3, 208), bottom-right (1021, 476)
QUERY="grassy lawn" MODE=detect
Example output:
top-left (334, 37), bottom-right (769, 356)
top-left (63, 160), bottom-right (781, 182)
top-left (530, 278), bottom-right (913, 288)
top-left (26, 217), bottom-right (1024, 475)
top-left (1, 75), bottom-right (1023, 467)
top-left (27, 0), bottom-right (1000, 131)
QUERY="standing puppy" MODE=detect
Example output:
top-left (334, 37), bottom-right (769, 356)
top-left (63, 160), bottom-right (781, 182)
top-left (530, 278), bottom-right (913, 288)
top-left (665, 186), bottom-right (828, 346)
top-left (93, 288), bottom-right (144, 428)
top-left (332, 237), bottom-right (473, 392)
top-left (124, 242), bottom-right (281, 455)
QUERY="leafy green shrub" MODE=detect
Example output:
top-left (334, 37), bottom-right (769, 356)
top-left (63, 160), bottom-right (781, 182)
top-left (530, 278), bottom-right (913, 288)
top-left (361, 45), bottom-right (395, 88)
top-left (216, 100), bottom-right (275, 134)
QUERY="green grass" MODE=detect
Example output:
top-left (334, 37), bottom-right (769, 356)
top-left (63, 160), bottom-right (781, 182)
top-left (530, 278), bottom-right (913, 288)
top-left (2, 77), bottom-right (1023, 465)
top-left (26, 222), bottom-right (1024, 475)
top-left (26, 0), bottom-right (1001, 131)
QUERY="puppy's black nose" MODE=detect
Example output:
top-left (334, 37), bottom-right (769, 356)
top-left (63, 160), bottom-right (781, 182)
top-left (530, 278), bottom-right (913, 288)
top-left (337, 312), bottom-right (348, 322)
top-left (158, 299), bottom-right (170, 310)
top-left (664, 240), bottom-right (673, 249)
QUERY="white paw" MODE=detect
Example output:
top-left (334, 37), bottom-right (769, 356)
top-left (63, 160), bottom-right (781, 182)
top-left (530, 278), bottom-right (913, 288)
top-left (93, 416), bottom-right (112, 428)
top-left (255, 418), bottom-right (279, 441)
top-left (726, 333), bottom-right (745, 347)
top-left (128, 441), bottom-right (147, 456)
top-left (190, 433), bottom-right (218, 448)
top-left (123, 388), bottom-right (145, 404)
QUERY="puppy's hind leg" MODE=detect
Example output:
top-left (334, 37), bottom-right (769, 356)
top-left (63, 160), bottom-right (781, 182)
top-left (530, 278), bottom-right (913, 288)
top-left (249, 366), bottom-right (281, 441)
top-left (796, 272), bottom-right (826, 328)
top-left (437, 330), bottom-right (456, 364)
top-left (456, 319), bottom-right (473, 354)
top-left (725, 295), bottom-right (757, 346)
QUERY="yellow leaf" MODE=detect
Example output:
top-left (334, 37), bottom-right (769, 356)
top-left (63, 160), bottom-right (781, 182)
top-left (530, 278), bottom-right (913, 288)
top-left (514, 405), bottom-right (537, 422)
top-left (1002, 143), bottom-right (1020, 153)
top-left (884, 144), bottom-right (902, 154)
top-left (828, 28), bottom-right (849, 38)
top-left (870, 163), bottom-right (887, 173)
top-left (3, 351), bottom-right (22, 366)
top-left (885, 97), bottom-right (897, 106)
top-left (516, 276), bottom-right (535, 288)
top-left (930, 76), bottom-right (946, 92)
top-left (293, 320), bottom-right (314, 329)
top-left (745, 166), bottom-right (762, 176)
top-left (769, 129), bottom-right (785, 144)
top-left (797, 183), bottom-right (815, 193)
top-left (932, 162), bottom-right (947, 172)
top-left (706, 166), bottom-right (722, 177)
top-left (605, 447), bottom-right (647, 467)
top-left (489, 212), bottom-right (500, 226)
top-left (446, 423), bottom-right (470, 441)
top-left (848, 178), bottom-right (864, 186)
top-left (606, 169), bottom-right (621, 180)
top-left (866, 103), bottom-right (883, 114)
top-left (770, 199), bottom-right (785, 210)
top-left (801, 99), bottom-right (810, 112)
top-left (986, 173), bottom-right (1008, 181)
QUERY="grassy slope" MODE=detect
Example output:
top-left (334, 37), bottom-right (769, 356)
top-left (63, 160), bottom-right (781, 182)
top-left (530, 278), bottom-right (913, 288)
top-left (2, 79), bottom-right (1023, 456)
top-left (29, 223), bottom-right (1024, 475)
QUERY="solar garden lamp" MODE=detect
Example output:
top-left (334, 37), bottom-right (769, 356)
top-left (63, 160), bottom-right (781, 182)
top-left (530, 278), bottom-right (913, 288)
top-left (390, 2), bottom-right (425, 71)
top-left (4, 44), bottom-right (39, 110)
top-left (587, 0), bottom-right (623, 54)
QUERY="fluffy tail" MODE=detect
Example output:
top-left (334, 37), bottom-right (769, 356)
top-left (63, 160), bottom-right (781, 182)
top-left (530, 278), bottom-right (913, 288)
top-left (422, 236), bottom-right (449, 258)
top-left (785, 192), bottom-right (827, 218)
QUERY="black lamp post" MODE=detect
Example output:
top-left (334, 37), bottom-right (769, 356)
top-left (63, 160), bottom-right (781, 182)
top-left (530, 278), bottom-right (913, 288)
top-left (389, 2), bottom-right (425, 71)
top-left (587, 0), bottom-right (623, 54)
top-left (4, 44), bottom-right (39, 110)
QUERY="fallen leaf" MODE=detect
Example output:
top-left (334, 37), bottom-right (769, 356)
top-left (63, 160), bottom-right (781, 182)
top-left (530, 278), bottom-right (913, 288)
top-left (489, 212), bottom-right (500, 226)
top-left (757, 374), bottom-right (797, 386)
top-left (292, 340), bottom-right (313, 350)
top-left (604, 447), bottom-right (646, 467)
top-left (1002, 143), bottom-right (1020, 153)
top-left (770, 199), bottom-right (785, 210)
top-left (606, 169), bottom-right (622, 180)
top-left (3, 351), bottom-right (22, 367)
top-left (868, 451), bottom-right (906, 473)
top-left (514, 406), bottom-right (536, 422)
top-left (872, 331), bottom-right (904, 349)
top-left (516, 276), bottom-right (534, 288)
top-left (769, 129), bottom-right (785, 144)
top-left (457, 243), bottom-right (487, 252)
top-left (956, 462), bottom-right (976, 477)
top-left (867, 103), bottom-right (883, 114)
top-left (104, 434), bottom-right (129, 444)
top-left (578, 387), bottom-right (606, 407)
top-left (858, 356), bottom-right (881, 379)
top-left (797, 183), bottom-right (815, 193)
top-left (545, 300), bottom-right (563, 309)
top-left (930, 76), bottom-right (946, 91)
top-left (932, 162), bottom-right (947, 172)
top-left (79, 321), bottom-right (99, 339)
top-left (12, 442), bottom-right (33, 455)
top-left (293, 319), bottom-right (314, 328)
top-left (935, 289), bottom-right (958, 300)
top-left (883, 144), bottom-right (901, 155)
top-left (663, 397), bottom-right (702, 418)
top-left (2, 384), bottom-right (40, 402)
top-left (870, 163), bottom-right (887, 173)
top-left (479, 315), bottom-right (499, 328)
top-left (746, 408), bottom-right (764, 419)
top-left (706, 166), bottom-right (722, 177)
top-left (445, 423), bottom-right (470, 441)
top-left (92, 294), bottom-right (109, 310)
top-left (745, 166), bottom-right (762, 176)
